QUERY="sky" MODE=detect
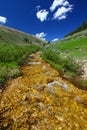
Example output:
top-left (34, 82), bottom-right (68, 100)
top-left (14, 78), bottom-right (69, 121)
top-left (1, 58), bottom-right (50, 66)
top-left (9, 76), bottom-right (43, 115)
top-left (0, 0), bottom-right (87, 41)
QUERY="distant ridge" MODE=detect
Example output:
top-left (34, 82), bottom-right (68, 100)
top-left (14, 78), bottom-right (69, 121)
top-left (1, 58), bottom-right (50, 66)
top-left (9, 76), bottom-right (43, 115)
top-left (0, 25), bottom-right (44, 46)
top-left (65, 21), bottom-right (87, 37)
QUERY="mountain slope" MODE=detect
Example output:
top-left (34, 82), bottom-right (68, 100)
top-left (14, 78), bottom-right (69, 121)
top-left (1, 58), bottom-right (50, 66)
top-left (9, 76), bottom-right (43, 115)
top-left (65, 21), bottom-right (87, 37)
top-left (42, 29), bottom-right (87, 90)
top-left (63, 29), bottom-right (87, 41)
top-left (0, 25), bottom-right (44, 46)
top-left (0, 25), bottom-right (43, 86)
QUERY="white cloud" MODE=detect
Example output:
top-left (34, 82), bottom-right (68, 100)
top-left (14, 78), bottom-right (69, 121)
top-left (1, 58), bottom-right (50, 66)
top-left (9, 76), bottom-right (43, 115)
top-left (53, 6), bottom-right (72, 20)
top-left (50, 0), bottom-right (65, 12)
top-left (36, 9), bottom-right (49, 22)
top-left (36, 32), bottom-right (47, 38)
top-left (36, 0), bottom-right (73, 21)
top-left (0, 16), bottom-right (7, 24)
top-left (50, 0), bottom-right (73, 12)
top-left (63, 1), bottom-right (69, 6)
top-left (35, 32), bottom-right (47, 40)
top-left (35, 5), bottom-right (41, 11)
top-left (58, 15), bottom-right (66, 20)
top-left (52, 38), bottom-right (59, 42)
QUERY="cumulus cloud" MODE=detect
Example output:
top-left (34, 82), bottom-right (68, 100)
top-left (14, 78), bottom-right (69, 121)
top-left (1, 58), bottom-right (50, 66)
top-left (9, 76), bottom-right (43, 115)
top-left (50, 0), bottom-right (73, 13)
top-left (58, 15), bottom-right (66, 20)
top-left (0, 16), bottom-right (7, 24)
top-left (52, 38), bottom-right (59, 42)
top-left (50, 0), bottom-right (73, 20)
top-left (35, 32), bottom-right (47, 40)
top-left (50, 0), bottom-right (65, 12)
top-left (53, 6), bottom-right (73, 20)
top-left (36, 32), bottom-right (47, 38)
top-left (36, 0), bottom-right (73, 21)
top-left (36, 9), bottom-right (49, 22)
top-left (63, 1), bottom-right (69, 6)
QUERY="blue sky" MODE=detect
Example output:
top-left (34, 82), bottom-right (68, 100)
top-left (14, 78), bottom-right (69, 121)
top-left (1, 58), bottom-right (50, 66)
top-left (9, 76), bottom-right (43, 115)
top-left (0, 0), bottom-right (87, 41)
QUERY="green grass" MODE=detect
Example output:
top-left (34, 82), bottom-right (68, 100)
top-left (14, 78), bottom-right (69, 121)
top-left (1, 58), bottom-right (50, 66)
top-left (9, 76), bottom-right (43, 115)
top-left (59, 37), bottom-right (87, 50)
top-left (42, 49), bottom-right (82, 76)
top-left (42, 36), bottom-right (87, 90)
top-left (49, 37), bottom-right (87, 60)
top-left (58, 37), bottom-right (87, 60)
top-left (0, 25), bottom-right (44, 46)
top-left (0, 43), bottom-right (40, 85)
top-left (0, 25), bottom-right (45, 87)
top-left (0, 62), bottom-right (20, 84)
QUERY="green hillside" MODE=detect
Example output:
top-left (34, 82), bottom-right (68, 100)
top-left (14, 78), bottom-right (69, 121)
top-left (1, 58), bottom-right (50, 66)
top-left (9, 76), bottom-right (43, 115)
top-left (42, 29), bottom-right (87, 90)
top-left (0, 25), bottom-right (44, 46)
top-left (0, 26), bottom-right (44, 87)
top-left (65, 21), bottom-right (87, 37)
top-left (63, 29), bottom-right (87, 41)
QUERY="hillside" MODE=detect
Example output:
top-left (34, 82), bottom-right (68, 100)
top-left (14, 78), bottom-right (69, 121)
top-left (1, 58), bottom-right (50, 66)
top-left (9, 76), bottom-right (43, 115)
top-left (65, 21), bottom-right (87, 37)
top-left (63, 29), bottom-right (87, 41)
top-left (0, 25), bottom-right (44, 46)
top-left (42, 29), bottom-right (87, 90)
top-left (0, 25), bottom-right (44, 86)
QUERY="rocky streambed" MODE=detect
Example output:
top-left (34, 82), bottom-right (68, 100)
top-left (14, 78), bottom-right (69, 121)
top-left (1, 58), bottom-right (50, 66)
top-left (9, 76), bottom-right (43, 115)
top-left (0, 52), bottom-right (87, 130)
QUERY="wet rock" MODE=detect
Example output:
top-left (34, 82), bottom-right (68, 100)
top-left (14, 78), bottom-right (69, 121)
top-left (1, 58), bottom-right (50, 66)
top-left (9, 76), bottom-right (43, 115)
top-left (28, 62), bottom-right (41, 65)
top-left (54, 81), bottom-right (63, 87)
top-left (36, 85), bottom-right (45, 91)
top-left (55, 81), bottom-right (69, 91)
top-left (65, 50), bottom-right (71, 53)
top-left (53, 49), bottom-right (61, 54)
top-left (75, 46), bottom-right (79, 49)
top-left (74, 96), bottom-right (82, 103)
top-left (28, 118), bottom-right (35, 125)
top-left (29, 54), bottom-right (34, 58)
top-left (47, 81), bottom-right (69, 92)
top-left (58, 126), bottom-right (63, 130)
top-left (0, 84), bottom-right (4, 92)
top-left (55, 115), bottom-right (64, 121)
top-left (48, 82), bottom-right (55, 92)
top-left (22, 95), bottom-right (26, 101)
top-left (47, 78), bottom-right (54, 83)
top-left (42, 66), bottom-right (48, 70)
top-left (0, 89), bottom-right (2, 93)
top-left (63, 84), bottom-right (69, 91)
top-left (22, 94), bottom-right (30, 101)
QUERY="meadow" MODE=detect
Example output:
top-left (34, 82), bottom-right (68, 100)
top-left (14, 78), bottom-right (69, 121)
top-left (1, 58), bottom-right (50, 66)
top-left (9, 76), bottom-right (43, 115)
top-left (42, 36), bottom-right (87, 90)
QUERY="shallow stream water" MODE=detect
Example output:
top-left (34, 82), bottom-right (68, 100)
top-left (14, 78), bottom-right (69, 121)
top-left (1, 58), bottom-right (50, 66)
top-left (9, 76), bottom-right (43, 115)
top-left (0, 52), bottom-right (87, 130)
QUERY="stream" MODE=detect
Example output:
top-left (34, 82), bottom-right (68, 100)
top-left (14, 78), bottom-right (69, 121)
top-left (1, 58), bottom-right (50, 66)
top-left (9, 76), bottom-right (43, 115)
top-left (0, 52), bottom-right (87, 130)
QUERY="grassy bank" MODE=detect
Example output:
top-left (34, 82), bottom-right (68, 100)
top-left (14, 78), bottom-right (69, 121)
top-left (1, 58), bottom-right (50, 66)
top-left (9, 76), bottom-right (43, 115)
top-left (42, 37), bottom-right (87, 90)
top-left (0, 43), bottom-right (40, 87)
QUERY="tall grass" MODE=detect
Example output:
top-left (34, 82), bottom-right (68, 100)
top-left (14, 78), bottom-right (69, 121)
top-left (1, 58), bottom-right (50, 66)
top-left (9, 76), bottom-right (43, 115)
top-left (42, 49), bottom-right (82, 77)
top-left (42, 37), bottom-right (87, 90)
top-left (0, 43), bottom-right (40, 85)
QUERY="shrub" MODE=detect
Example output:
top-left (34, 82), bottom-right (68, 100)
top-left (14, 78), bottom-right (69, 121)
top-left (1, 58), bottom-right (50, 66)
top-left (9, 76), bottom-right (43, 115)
top-left (24, 38), bottom-right (29, 43)
top-left (42, 49), bottom-right (82, 78)
top-left (0, 44), bottom-right (40, 85)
